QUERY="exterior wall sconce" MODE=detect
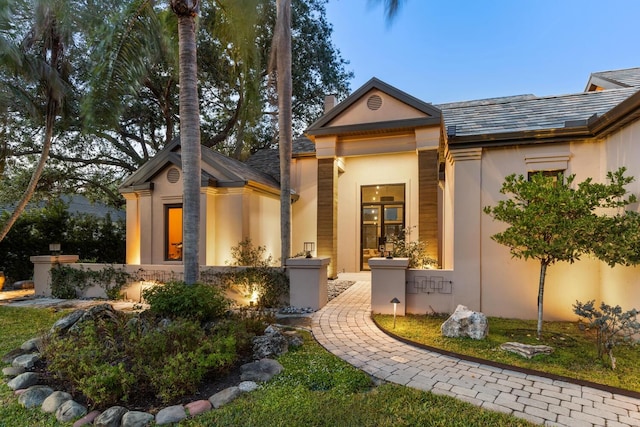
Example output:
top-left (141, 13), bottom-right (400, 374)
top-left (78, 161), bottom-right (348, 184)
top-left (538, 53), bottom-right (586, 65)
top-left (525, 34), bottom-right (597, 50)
top-left (49, 242), bottom-right (61, 257)
top-left (390, 297), bottom-right (400, 328)
top-left (304, 241), bottom-right (315, 258)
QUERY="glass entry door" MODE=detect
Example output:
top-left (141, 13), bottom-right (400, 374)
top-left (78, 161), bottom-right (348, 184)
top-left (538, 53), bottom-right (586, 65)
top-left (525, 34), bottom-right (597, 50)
top-left (361, 184), bottom-right (405, 270)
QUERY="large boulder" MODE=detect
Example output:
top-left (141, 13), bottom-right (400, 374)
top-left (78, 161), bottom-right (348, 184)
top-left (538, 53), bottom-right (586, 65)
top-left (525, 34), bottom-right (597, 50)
top-left (55, 399), bottom-right (87, 423)
top-left (240, 358), bottom-right (284, 382)
top-left (7, 372), bottom-right (39, 390)
top-left (252, 325), bottom-right (288, 359)
top-left (441, 304), bottom-right (488, 340)
top-left (18, 386), bottom-right (53, 408)
top-left (42, 390), bottom-right (72, 413)
top-left (209, 386), bottom-right (242, 409)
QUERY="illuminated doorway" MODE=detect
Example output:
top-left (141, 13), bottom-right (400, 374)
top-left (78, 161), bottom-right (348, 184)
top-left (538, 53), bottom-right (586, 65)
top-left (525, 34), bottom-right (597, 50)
top-left (165, 204), bottom-right (183, 261)
top-left (361, 184), bottom-right (405, 270)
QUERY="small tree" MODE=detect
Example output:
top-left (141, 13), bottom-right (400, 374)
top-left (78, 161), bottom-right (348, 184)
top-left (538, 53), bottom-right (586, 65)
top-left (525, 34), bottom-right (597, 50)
top-left (484, 168), bottom-right (639, 338)
top-left (573, 300), bottom-right (640, 370)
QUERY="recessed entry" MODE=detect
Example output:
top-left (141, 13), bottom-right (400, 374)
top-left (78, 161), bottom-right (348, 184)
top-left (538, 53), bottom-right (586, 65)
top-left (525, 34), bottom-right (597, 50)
top-left (167, 167), bottom-right (181, 184)
top-left (367, 94), bottom-right (383, 111)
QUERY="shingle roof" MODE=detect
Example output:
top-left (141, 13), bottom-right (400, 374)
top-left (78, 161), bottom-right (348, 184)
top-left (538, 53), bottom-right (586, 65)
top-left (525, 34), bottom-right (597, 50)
top-left (245, 137), bottom-right (315, 183)
top-left (437, 87), bottom-right (639, 137)
top-left (589, 67), bottom-right (640, 89)
top-left (119, 139), bottom-right (280, 192)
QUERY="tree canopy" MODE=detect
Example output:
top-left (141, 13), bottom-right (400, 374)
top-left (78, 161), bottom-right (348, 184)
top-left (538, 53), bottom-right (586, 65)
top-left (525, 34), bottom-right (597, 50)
top-left (0, 0), bottom-right (352, 208)
top-left (484, 168), bottom-right (640, 338)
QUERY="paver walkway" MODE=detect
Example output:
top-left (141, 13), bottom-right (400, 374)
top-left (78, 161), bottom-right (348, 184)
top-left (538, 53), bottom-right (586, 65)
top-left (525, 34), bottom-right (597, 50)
top-left (312, 276), bottom-right (640, 427)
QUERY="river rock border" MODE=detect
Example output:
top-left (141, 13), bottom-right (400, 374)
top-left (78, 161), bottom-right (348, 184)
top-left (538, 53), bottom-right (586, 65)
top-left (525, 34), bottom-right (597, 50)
top-left (2, 305), bottom-right (300, 426)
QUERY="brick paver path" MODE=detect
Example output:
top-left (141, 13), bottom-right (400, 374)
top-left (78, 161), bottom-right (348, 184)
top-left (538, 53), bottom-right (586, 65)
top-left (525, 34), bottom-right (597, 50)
top-left (312, 278), bottom-right (640, 427)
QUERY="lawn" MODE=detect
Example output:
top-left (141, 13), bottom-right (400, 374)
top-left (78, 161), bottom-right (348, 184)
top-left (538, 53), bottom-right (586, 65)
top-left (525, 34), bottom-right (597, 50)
top-left (373, 313), bottom-right (640, 392)
top-left (0, 306), bottom-right (536, 427)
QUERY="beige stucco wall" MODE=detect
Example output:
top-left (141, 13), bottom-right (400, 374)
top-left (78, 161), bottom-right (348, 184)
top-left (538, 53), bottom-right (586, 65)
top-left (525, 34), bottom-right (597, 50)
top-left (125, 166), bottom-right (281, 268)
top-left (336, 152), bottom-right (420, 273)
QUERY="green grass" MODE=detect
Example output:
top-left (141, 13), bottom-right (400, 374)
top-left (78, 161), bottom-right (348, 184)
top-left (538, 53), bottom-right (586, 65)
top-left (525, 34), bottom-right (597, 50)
top-left (373, 313), bottom-right (640, 392)
top-left (0, 306), bottom-right (536, 427)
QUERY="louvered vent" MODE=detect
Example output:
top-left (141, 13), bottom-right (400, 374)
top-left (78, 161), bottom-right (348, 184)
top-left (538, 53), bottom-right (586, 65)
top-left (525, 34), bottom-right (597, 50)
top-left (167, 167), bottom-right (180, 184)
top-left (367, 94), bottom-right (383, 110)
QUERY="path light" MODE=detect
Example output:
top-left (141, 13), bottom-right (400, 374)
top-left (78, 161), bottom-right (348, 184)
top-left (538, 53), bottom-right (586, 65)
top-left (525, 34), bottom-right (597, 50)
top-left (390, 297), bottom-right (400, 329)
top-left (304, 241), bottom-right (315, 258)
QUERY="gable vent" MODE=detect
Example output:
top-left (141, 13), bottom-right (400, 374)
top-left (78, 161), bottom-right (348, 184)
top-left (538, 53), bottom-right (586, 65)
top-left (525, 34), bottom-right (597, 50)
top-left (167, 167), bottom-right (180, 184)
top-left (367, 94), bottom-right (383, 111)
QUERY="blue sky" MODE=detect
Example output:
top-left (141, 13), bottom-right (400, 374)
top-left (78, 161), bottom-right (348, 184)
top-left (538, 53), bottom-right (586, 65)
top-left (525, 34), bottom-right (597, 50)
top-left (324, 0), bottom-right (640, 104)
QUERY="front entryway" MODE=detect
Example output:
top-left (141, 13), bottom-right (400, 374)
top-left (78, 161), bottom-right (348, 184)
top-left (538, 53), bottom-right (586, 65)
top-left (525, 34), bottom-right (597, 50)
top-left (361, 184), bottom-right (405, 270)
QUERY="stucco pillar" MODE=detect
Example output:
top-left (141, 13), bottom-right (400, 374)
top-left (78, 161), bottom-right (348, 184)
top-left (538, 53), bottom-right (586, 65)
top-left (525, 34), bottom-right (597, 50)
top-left (369, 257), bottom-right (409, 315)
top-left (449, 147), bottom-right (482, 311)
top-left (30, 255), bottom-right (80, 297)
top-left (138, 190), bottom-right (153, 264)
top-left (317, 158), bottom-right (338, 278)
top-left (123, 193), bottom-right (141, 265)
top-left (286, 257), bottom-right (330, 310)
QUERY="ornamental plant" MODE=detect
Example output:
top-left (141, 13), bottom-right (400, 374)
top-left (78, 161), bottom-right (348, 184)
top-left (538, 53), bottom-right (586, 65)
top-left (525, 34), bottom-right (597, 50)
top-left (573, 300), bottom-right (640, 370)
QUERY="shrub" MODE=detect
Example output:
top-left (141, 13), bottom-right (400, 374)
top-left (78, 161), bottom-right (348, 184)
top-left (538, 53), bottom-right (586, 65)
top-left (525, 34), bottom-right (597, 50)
top-left (41, 314), bottom-right (246, 406)
top-left (142, 281), bottom-right (230, 322)
top-left (210, 267), bottom-right (289, 308)
top-left (228, 238), bottom-right (274, 267)
top-left (386, 226), bottom-right (437, 269)
top-left (573, 299), bottom-right (640, 369)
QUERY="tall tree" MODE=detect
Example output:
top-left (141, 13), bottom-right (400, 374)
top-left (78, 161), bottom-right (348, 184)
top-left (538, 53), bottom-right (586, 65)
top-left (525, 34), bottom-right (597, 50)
top-left (170, 0), bottom-right (202, 284)
top-left (484, 168), bottom-right (640, 338)
top-left (273, 0), bottom-right (292, 265)
top-left (0, 0), bottom-right (76, 242)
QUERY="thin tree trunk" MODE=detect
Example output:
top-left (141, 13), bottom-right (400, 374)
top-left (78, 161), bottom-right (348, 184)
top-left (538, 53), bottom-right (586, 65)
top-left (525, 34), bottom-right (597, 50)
top-left (537, 260), bottom-right (548, 339)
top-left (276, 0), bottom-right (292, 266)
top-left (0, 98), bottom-right (56, 242)
top-left (176, 12), bottom-right (201, 284)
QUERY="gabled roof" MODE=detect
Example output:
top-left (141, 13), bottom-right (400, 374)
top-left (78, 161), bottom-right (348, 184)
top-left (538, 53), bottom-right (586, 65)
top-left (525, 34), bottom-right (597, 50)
top-left (306, 77), bottom-right (442, 136)
top-left (585, 67), bottom-right (640, 91)
top-left (119, 139), bottom-right (280, 193)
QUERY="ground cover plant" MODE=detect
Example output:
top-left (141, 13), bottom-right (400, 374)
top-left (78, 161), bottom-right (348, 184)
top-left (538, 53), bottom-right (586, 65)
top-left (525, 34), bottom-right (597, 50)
top-left (373, 313), bottom-right (640, 392)
top-left (1, 306), bottom-right (536, 426)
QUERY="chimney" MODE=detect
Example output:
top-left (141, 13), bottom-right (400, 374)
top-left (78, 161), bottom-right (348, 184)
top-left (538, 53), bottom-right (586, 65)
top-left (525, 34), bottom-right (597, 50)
top-left (324, 94), bottom-right (337, 113)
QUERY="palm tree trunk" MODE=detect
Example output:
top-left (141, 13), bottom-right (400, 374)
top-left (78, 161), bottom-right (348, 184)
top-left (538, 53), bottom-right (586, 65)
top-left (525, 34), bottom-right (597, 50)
top-left (0, 98), bottom-right (56, 242)
top-left (175, 8), bottom-right (201, 284)
top-left (276, 0), bottom-right (292, 266)
top-left (536, 260), bottom-right (548, 339)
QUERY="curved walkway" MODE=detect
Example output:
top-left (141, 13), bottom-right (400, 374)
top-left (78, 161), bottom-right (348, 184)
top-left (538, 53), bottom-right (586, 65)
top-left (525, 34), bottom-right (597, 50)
top-left (312, 278), bottom-right (640, 427)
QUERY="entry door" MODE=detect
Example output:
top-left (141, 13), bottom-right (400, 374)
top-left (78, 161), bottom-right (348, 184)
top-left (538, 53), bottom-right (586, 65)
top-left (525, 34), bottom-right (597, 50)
top-left (361, 184), bottom-right (405, 270)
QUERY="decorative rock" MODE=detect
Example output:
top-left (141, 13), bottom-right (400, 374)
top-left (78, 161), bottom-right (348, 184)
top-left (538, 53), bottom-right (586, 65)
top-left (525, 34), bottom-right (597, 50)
top-left (51, 309), bottom-right (84, 334)
top-left (185, 399), bottom-right (212, 416)
top-left (12, 352), bottom-right (40, 369)
top-left (238, 381), bottom-right (259, 393)
top-left (20, 337), bottom-right (42, 352)
top-left (209, 386), bottom-right (242, 409)
top-left (94, 405), bottom-right (128, 427)
top-left (252, 329), bottom-right (288, 359)
top-left (155, 405), bottom-right (187, 425)
top-left (2, 366), bottom-right (25, 378)
top-left (2, 348), bottom-right (28, 364)
top-left (121, 411), bottom-right (155, 427)
top-left (284, 331), bottom-right (304, 347)
top-left (441, 304), bottom-right (488, 340)
top-left (56, 400), bottom-right (88, 423)
top-left (18, 385), bottom-right (53, 408)
top-left (240, 358), bottom-right (284, 382)
top-left (42, 390), bottom-right (72, 413)
top-left (13, 279), bottom-right (34, 290)
top-left (69, 304), bottom-right (117, 333)
top-left (72, 409), bottom-right (101, 427)
top-left (7, 372), bottom-right (39, 390)
top-left (500, 342), bottom-right (554, 359)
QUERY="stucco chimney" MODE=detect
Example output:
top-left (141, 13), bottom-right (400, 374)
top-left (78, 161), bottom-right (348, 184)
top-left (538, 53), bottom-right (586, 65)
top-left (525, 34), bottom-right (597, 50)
top-left (324, 95), bottom-right (337, 113)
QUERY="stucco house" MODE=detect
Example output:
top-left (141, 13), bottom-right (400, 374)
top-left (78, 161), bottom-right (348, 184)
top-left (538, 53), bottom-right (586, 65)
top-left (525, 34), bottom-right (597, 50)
top-left (119, 67), bottom-right (640, 321)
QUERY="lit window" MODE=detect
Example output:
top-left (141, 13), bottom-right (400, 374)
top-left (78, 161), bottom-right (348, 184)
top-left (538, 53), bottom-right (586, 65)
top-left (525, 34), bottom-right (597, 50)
top-left (165, 204), bottom-right (183, 261)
